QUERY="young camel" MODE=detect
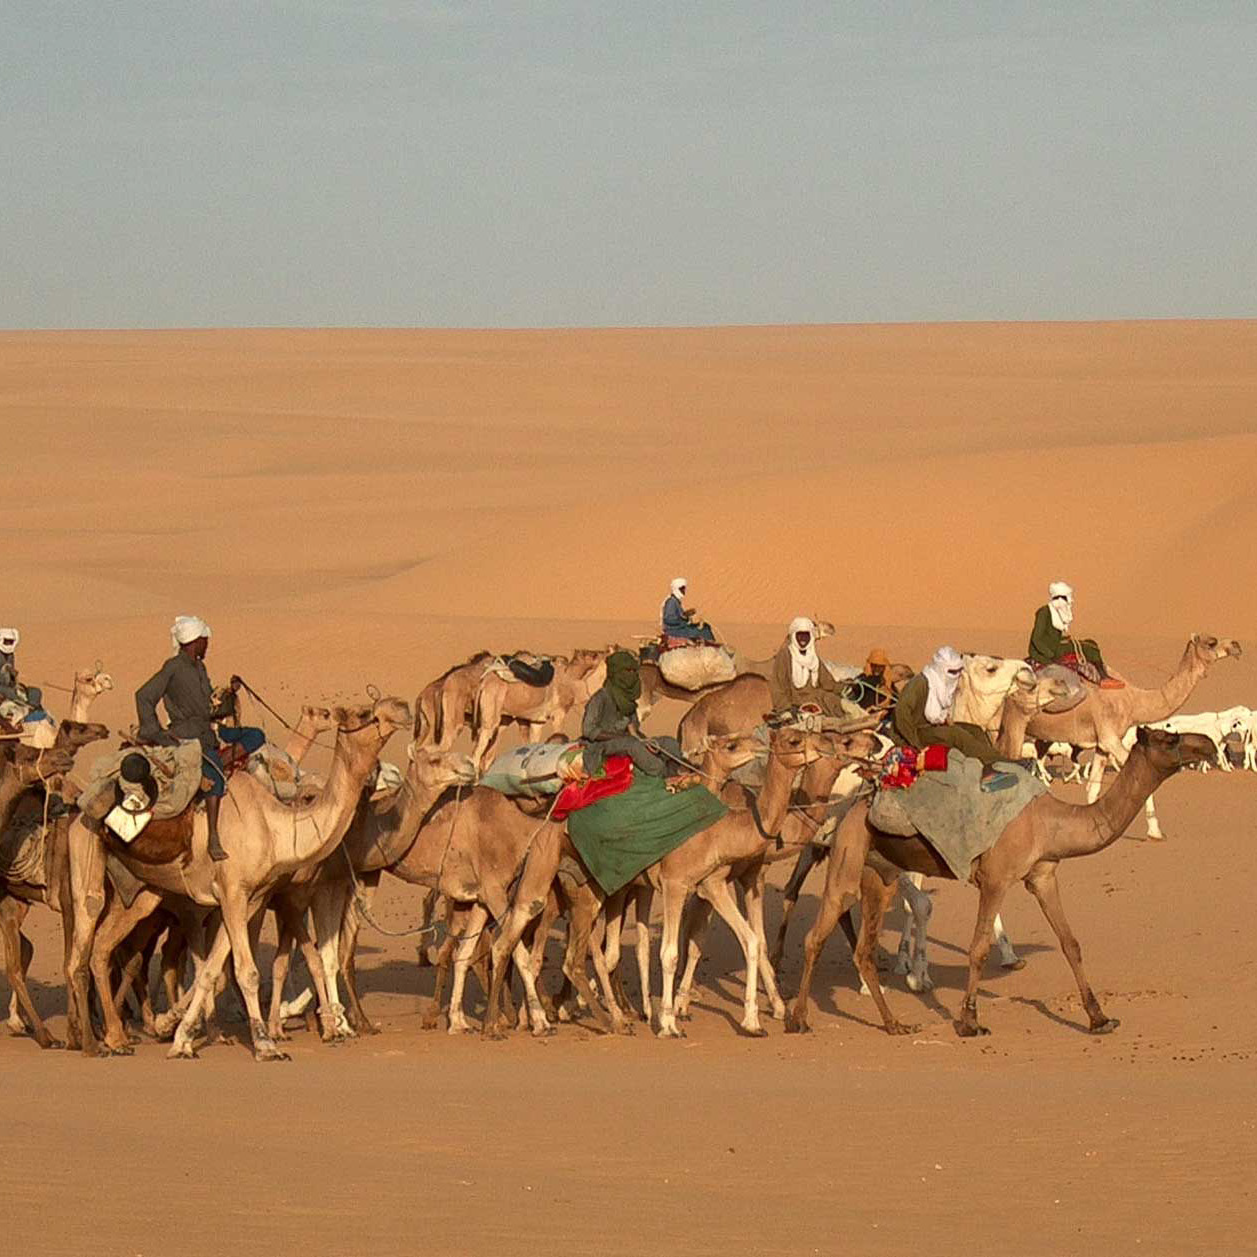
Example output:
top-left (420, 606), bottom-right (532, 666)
top-left (470, 649), bottom-right (608, 769)
top-left (1027, 634), bottom-right (1241, 840)
top-left (482, 724), bottom-right (842, 1040)
top-left (64, 695), bottom-right (411, 1060)
top-left (787, 728), bottom-right (1215, 1038)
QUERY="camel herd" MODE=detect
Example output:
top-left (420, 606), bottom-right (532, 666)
top-left (0, 632), bottom-right (1242, 1060)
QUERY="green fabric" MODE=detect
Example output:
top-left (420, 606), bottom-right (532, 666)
top-left (566, 774), bottom-right (729, 895)
top-left (604, 650), bottom-right (641, 717)
top-left (892, 674), bottom-right (1002, 767)
top-left (1028, 604), bottom-right (1106, 672)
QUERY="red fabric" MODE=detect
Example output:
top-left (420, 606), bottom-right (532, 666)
top-left (920, 745), bottom-right (950, 772)
top-left (552, 755), bottom-right (634, 821)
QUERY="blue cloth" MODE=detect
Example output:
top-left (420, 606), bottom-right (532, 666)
top-left (661, 595), bottom-right (715, 642)
top-left (201, 724), bottom-right (266, 797)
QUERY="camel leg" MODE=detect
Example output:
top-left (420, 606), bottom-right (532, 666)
top-left (421, 929), bottom-right (456, 1031)
top-left (338, 874), bottom-right (380, 1032)
top-left (5, 922), bottom-right (34, 1036)
top-left (0, 898), bottom-right (61, 1049)
top-left (212, 891), bottom-right (287, 1062)
top-left (674, 894), bottom-right (711, 1021)
top-left (771, 844), bottom-right (826, 970)
top-left (167, 921), bottom-right (234, 1059)
top-left (742, 868), bottom-right (786, 1021)
top-left (633, 886), bottom-right (653, 1024)
top-left (266, 916), bottom-right (297, 1042)
top-left (992, 912), bottom-right (1024, 969)
top-left (66, 821), bottom-right (109, 1056)
top-left (785, 804), bottom-right (874, 1035)
top-left (1025, 863), bottom-right (1119, 1034)
top-left (656, 881), bottom-right (688, 1039)
top-left (600, 887), bottom-right (628, 1009)
top-left (954, 878), bottom-right (1014, 1037)
top-left (695, 875), bottom-right (766, 1036)
top-left (896, 874), bottom-right (934, 991)
top-left (470, 684), bottom-right (505, 771)
top-left (447, 904), bottom-right (489, 1034)
top-left (161, 925), bottom-right (187, 1015)
top-left (88, 889), bottom-right (164, 1055)
top-left (852, 866), bottom-right (918, 1035)
top-left (305, 891), bottom-right (351, 1041)
top-left (560, 882), bottom-right (619, 1034)
top-left (1084, 749), bottom-right (1107, 804)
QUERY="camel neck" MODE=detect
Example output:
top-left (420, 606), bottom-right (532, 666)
top-left (995, 701), bottom-right (1034, 758)
top-left (283, 717), bottom-right (319, 765)
top-left (0, 768), bottom-right (28, 831)
top-left (1064, 747), bottom-right (1170, 856)
top-left (345, 769), bottom-right (446, 872)
top-left (68, 688), bottom-right (91, 723)
top-left (1133, 643), bottom-right (1206, 724)
top-left (295, 726), bottom-right (382, 864)
top-left (758, 750), bottom-right (800, 836)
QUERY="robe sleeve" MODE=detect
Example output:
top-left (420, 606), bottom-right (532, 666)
top-left (1028, 604), bottom-right (1064, 665)
top-left (892, 674), bottom-right (930, 747)
top-left (769, 648), bottom-right (794, 711)
top-left (135, 658), bottom-right (176, 743)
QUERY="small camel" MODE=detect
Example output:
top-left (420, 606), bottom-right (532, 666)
top-left (1027, 634), bottom-right (1241, 840)
top-left (786, 728), bottom-right (1216, 1038)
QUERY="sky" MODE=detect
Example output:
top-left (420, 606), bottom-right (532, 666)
top-left (4, 1), bottom-right (1256, 328)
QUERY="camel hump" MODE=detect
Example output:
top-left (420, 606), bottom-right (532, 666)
top-left (1034, 665), bottom-right (1089, 712)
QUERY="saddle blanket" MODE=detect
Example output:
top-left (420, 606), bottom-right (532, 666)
top-left (79, 742), bottom-right (204, 820)
top-left (869, 749), bottom-right (1046, 881)
top-left (657, 644), bottom-right (737, 691)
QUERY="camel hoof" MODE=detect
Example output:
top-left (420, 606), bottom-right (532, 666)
top-left (784, 1014), bottom-right (809, 1035)
top-left (419, 1016), bottom-right (440, 1032)
top-left (104, 1039), bottom-right (135, 1057)
top-left (481, 1027), bottom-right (507, 1041)
top-left (614, 1021), bottom-right (635, 1037)
top-left (356, 1020), bottom-right (382, 1036)
top-left (893, 954), bottom-right (911, 976)
top-left (1001, 957), bottom-right (1027, 971)
top-left (254, 1043), bottom-right (290, 1062)
top-left (39, 1038), bottom-right (67, 1051)
top-left (6, 1019), bottom-right (27, 1038)
top-left (167, 1043), bottom-right (198, 1060)
top-left (905, 973), bottom-right (935, 992)
top-left (737, 1024), bottom-right (769, 1039)
top-left (656, 1024), bottom-right (685, 1040)
top-left (1089, 1017), bottom-right (1120, 1035)
top-left (531, 1022), bottom-right (556, 1039)
top-left (953, 1019), bottom-right (990, 1038)
top-left (885, 1021), bottom-right (918, 1036)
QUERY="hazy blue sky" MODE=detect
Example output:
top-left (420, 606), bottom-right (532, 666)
top-left (5, 2), bottom-right (1255, 327)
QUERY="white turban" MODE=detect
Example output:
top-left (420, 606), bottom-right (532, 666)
top-left (0, 628), bottom-right (18, 653)
top-left (662, 578), bottom-right (689, 623)
top-left (171, 615), bottom-right (211, 653)
top-left (922, 646), bottom-right (964, 725)
top-left (1048, 581), bottom-right (1074, 632)
top-left (787, 616), bottom-right (820, 688)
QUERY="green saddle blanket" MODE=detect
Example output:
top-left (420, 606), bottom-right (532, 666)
top-left (566, 774), bottom-right (728, 895)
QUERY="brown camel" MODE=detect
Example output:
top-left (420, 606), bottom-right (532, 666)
top-left (64, 695), bottom-right (411, 1060)
top-left (786, 728), bottom-right (1215, 1039)
top-left (482, 724), bottom-right (860, 1039)
top-left (1026, 633), bottom-right (1241, 839)
top-left (470, 649), bottom-right (608, 769)
top-left (1, 722), bottom-right (111, 1048)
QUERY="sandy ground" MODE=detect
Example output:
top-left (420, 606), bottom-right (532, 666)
top-left (2, 322), bottom-right (1256, 1255)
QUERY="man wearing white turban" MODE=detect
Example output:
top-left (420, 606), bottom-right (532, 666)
top-left (660, 578), bottom-right (716, 643)
top-left (135, 617), bottom-right (263, 861)
top-left (769, 617), bottom-right (851, 716)
top-left (892, 646), bottom-right (1002, 765)
top-left (0, 627), bottom-right (43, 713)
top-left (1028, 581), bottom-right (1115, 685)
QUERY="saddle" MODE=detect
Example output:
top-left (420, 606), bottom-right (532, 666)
top-left (506, 654), bottom-right (555, 687)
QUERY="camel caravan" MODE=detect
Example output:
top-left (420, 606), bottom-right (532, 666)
top-left (0, 579), bottom-right (1247, 1060)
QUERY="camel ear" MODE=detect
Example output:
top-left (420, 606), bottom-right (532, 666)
top-left (1135, 726), bottom-right (1151, 747)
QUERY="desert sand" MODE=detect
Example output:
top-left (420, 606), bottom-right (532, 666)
top-left (1, 321), bottom-right (1255, 1255)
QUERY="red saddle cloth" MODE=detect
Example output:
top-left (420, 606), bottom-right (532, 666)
top-left (552, 755), bottom-right (634, 821)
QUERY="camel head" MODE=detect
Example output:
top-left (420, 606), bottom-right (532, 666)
top-left (1132, 727), bottom-right (1217, 773)
top-left (74, 665), bottom-right (114, 698)
top-left (766, 724), bottom-right (826, 771)
top-left (963, 655), bottom-right (1035, 694)
top-left (812, 619), bottom-right (836, 639)
top-left (333, 697), bottom-right (413, 745)
top-left (12, 744), bottom-right (76, 788)
top-left (691, 731), bottom-right (765, 778)
top-left (55, 719), bottom-right (111, 752)
top-left (1189, 634), bottom-right (1242, 666)
top-left (407, 742), bottom-right (478, 790)
top-left (300, 704), bottom-right (337, 735)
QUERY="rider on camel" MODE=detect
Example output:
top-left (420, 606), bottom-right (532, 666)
top-left (660, 578), bottom-right (716, 644)
top-left (1028, 581), bottom-right (1120, 686)
top-left (893, 645), bottom-right (1002, 766)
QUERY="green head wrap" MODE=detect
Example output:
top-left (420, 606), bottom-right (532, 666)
top-left (604, 650), bottom-right (641, 717)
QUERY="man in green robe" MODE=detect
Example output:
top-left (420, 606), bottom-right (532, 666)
top-left (892, 645), bottom-right (1002, 766)
top-left (1028, 581), bottom-right (1112, 683)
top-left (769, 617), bottom-right (860, 717)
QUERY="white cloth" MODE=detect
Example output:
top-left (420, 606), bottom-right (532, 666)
top-left (1048, 581), bottom-right (1074, 632)
top-left (787, 616), bottom-right (820, 688)
top-left (0, 628), bottom-right (18, 652)
top-left (170, 615), bottom-right (211, 653)
top-left (922, 646), bottom-right (964, 725)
